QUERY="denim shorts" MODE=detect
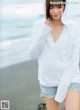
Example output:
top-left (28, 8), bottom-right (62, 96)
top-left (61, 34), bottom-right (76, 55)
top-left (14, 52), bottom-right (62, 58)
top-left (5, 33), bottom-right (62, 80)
top-left (40, 83), bottom-right (80, 98)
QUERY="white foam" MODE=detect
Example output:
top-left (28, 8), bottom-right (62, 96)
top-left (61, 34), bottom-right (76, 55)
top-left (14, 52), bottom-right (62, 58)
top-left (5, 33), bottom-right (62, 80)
top-left (0, 37), bottom-right (32, 68)
top-left (0, 37), bottom-right (31, 49)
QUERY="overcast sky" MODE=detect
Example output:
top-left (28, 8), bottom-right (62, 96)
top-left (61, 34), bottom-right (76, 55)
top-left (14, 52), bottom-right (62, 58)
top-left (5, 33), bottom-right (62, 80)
top-left (1, 0), bottom-right (43, 7)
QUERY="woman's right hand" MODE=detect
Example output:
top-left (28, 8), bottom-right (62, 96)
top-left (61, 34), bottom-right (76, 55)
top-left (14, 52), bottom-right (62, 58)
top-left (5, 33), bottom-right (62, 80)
top-left (44, 18), bottom-right (53, 29)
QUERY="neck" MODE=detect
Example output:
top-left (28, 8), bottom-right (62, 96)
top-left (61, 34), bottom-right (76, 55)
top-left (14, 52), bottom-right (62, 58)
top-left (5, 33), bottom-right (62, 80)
top-left (51, 19), bottom-right (64, 27)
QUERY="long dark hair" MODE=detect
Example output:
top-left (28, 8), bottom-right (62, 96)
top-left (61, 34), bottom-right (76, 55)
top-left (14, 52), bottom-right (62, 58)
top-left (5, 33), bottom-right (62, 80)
top-left (45, 0), bottom-right (66, 19)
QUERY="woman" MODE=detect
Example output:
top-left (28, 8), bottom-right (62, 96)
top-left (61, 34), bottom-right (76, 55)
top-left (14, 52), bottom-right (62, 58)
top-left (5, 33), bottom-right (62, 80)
top-left (27, 0), bottom-right (80, 110)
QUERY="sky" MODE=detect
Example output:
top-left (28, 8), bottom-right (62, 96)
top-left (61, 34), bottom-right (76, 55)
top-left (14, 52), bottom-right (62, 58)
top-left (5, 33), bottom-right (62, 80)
top-left (1, 0), bottom-right (43, 7)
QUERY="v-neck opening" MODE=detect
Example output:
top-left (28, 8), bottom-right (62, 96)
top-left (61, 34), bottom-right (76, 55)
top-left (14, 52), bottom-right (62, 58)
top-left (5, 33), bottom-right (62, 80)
top-left (50, 25), bottom-right (66, 45)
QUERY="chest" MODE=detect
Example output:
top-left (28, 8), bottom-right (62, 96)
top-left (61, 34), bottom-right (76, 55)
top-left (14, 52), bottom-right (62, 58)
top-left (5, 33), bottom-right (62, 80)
top-left (46, 28), bottom-right (74, 58)
top-left (51, 26), bottom-right (64, 43)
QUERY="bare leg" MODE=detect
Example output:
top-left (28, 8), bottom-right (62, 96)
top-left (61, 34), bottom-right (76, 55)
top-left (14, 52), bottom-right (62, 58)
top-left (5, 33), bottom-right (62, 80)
top-left (64, 90), bottom-right (80, 110)
top-left (44, 97), bottom-right (61, 110)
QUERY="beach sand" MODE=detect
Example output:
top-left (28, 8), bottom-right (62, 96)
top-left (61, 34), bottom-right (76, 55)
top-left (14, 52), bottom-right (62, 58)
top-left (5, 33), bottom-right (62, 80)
top-left (0, 59), bottom-right (64, 110)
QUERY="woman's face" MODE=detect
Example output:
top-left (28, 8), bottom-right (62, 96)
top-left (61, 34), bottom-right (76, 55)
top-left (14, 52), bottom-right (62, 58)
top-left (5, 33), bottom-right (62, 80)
top-left (49, 3), bottom-right (65, 20)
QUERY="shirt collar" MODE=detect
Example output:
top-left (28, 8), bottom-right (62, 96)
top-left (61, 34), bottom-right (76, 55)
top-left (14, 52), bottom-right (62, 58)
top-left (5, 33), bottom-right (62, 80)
top-left (61, 16), bottom-right (69, 27)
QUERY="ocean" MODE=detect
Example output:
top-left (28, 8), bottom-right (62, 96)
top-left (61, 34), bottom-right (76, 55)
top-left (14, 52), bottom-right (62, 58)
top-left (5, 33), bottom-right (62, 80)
top-left (0, 1), bottom-right (80, 68)
top-left (0, 3), bottom-right (44, 41)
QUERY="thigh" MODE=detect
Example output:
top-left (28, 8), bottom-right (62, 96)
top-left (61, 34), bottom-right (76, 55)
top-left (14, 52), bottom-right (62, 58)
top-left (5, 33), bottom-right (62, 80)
top-left (64, 90), bottom-right (80, 110)
top-left (44, 97), bottom-right (60, 110)
top-left (39, 84), bottom-right (60, 110)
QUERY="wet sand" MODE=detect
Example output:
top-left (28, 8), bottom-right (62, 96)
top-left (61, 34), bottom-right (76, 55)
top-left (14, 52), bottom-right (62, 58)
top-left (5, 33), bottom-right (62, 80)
top-left (0, 59), bottom-right (64, 110)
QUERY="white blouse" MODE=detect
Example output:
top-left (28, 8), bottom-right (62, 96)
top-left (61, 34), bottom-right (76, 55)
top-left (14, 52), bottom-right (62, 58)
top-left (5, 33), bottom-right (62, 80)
top-left (26, 18), bottom-right (80, 103)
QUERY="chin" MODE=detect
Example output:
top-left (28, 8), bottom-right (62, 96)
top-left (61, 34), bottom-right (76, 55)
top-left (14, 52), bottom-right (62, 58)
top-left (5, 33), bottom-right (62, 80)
top-left (53, 17), bottom-right (60, 20)
top-left (52, 16), bottom-right (61, 20)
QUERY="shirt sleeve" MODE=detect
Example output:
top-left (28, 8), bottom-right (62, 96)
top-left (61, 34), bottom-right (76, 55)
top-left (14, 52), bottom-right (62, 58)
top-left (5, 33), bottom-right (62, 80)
top-left (26, 20), bottom-right (52, 61)
top-left (55, 26), bottom-right (80, 103)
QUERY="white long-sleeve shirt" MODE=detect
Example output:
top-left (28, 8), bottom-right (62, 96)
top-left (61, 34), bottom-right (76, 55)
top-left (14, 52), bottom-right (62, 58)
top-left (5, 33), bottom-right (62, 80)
top-left (26, 18), bottom-right (80, 103)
